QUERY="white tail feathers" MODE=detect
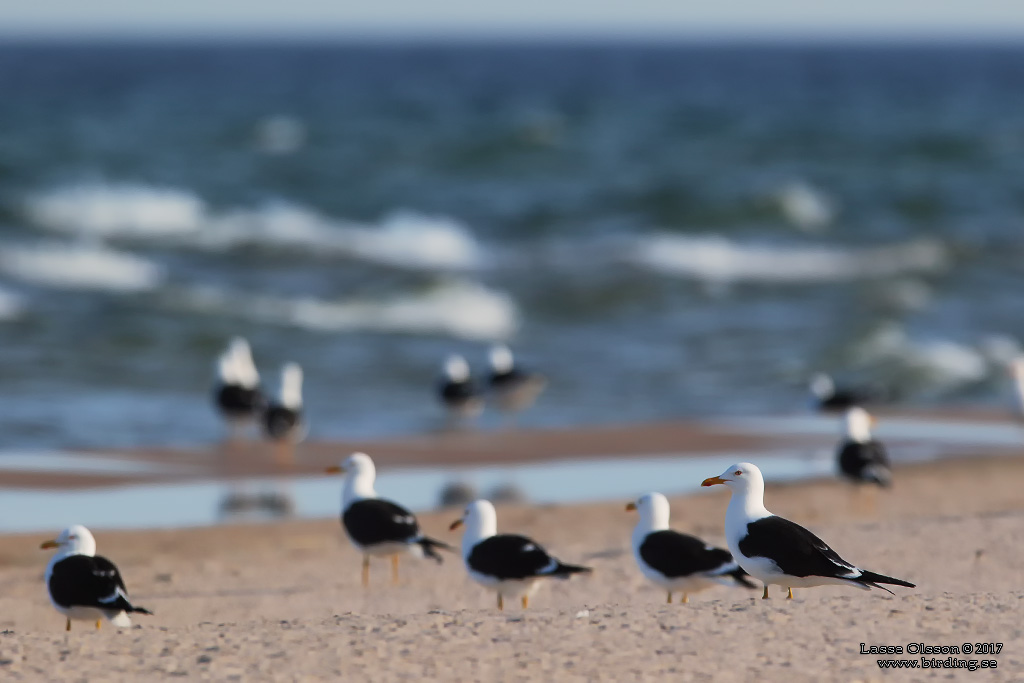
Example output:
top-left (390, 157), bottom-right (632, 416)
top-left (108, 611), bottom-right (132, 628)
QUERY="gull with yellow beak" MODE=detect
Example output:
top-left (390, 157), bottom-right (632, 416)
top-left (41, 525), bottom-right (152, 631)
top-left (450, 499), bottom-right (591, 610)
top-left (701, 462), bottom-right (915, 600)
top-left (627, 492), bottom-right (755, 604)
top-left (326, 452), bottom-right (452, 587)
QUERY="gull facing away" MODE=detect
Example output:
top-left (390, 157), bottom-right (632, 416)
top-left (42, 525), bottom-right (153, 631)
top-left (450, 499), bottom-right (591, 611)
top-left (326, 452), bottom-right (453, 587)
top-left (701, 463), bottom-right (914, 599)
top-left (837, 407), bottom-right (891, 487)
top-left (262, 362), bottom-right (306, 467)
top-left (627, 492), bottom-right (755, 604)
top-left (213, 337), bottom-right (266, 440)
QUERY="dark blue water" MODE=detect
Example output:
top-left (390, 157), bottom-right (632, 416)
top-left (1, 42), bottom-right (1022, 449)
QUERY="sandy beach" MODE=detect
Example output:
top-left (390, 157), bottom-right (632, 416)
top-left (0, 453), bottom-right (1021, 681)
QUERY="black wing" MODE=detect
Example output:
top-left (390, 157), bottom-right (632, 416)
top-left (439, 380), bottom-right (479, 403)
top-left (343, 499), bottom-right (421, 547)
top-left (738, 516), bottom-right (857, 579)
top-left (215, 384), bottom-right (265, 417)
top-left (49, 555), bottom-right (129, 610)
top-left (838, 440), bottom-right (891, 485)
top-left (466, 534), bottom-right (555, 580)
top-left (638, 530), bottom-right (736, 578)
top-left (263, 404), bottom-right (301, 440)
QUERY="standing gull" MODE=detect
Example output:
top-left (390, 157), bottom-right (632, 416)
top-left (701, 462), bottom-right (914, 599)
top-left (627, 492), bottom-right (755, 604)
top-left (837, 407), bottom-right (891, 487)
top-left (213, 337), bottom-right (265, 439)
top-left (437, 354), bottom-right (484, 425)
top-left (262, 362), bottom-right (306, 467)
top-left (450, 499), bottom-right (591, 610)
top-left (487, 345), bottom-right (547, 416)
top-left (326, 452), bottom-right (452, 587)
top-left (41, 525), bottom-right (153, 631)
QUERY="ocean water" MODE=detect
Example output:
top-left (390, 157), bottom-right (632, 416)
top-left (0, 42), bottom-right (1022, 450)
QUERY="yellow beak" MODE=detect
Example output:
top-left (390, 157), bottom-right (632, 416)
top-left (625, 502), bottom-right (637, 511)
top-left (40, 539), bottom-right (59, 549)
top-left (325, 465), bottom-right (344, 474)
top-left (449, 519), bottom-right (464, 531)
top-left (701, 476), bottom-right (726, 487)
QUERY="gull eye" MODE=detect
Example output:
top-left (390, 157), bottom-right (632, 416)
top-left (734, 470), bottom-right (742, 476)
top-left (68, 535), bottom-right (78, 540)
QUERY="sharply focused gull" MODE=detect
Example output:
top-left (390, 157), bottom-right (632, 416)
top-left (701, 462), bottom-right (914, 599)
top-left (42, 525), bottom-right (153, 631)
top-left (450, 499), bottom-right (591, 610)
top-left (627, 492), bottom-right (755, 604)
top-left (327, 452), bottom-right (453, 587)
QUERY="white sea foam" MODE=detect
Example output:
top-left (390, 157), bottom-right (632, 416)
top-left (25, 183), bottom-right (205, 238)
top-left (774, 181), bottom-right (835, 232)
top-left (26, 184), bottom-right (482, 271)
top-left (167, 280), bottom-right (517, 341)
top-left (631, 234), bottom-right (948, 284)
top-left (203, 204), bottom-right (482, 270)
top-left (852, 324), bottom-right (992, 388)
top-left (0, 243), bottom-right (164, 292)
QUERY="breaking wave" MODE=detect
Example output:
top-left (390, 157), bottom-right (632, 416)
top-left (630, 234), bottom-right (949, 284)
top-left (0, 243), bottom-right (164, 292)
top-left (164, 280), bottom-right (517, 341)
top-left (24, 183), bottom-right (482, 271)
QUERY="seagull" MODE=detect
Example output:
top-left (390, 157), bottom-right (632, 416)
top-left (487, 345), bottom-right (547, 416)
top-left (213, 337), bottom-right (265, 440)
top-left (437, 354), bottom-right (484, 424)
top-left (262, 362), bottom-right (306, 466)
top-left (837, 407), bottom-right (891, 487)
top-left (701, 462), bottom-right (914, 599)
top-left (627, 492), bottom-right (756, 604)
top-left (1009, 357), bottom-right (1024, 420)
top-left (41, 525), bottom-right (153, 631)
top-left (326, 452), bottom-right (453, 587)
top-left (809, 373), bottom-right (879, 413)
top-left (449, 499), bottom-right (591, 610)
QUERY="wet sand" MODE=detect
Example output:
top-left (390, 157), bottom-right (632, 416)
top-left (0, 454), bottom-right (1022, 681)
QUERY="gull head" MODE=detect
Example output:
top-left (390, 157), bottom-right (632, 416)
top-left (843, 406), bottom-right (875, 442)
top-left (625, 492), bottom-right (670, 529)
top-left (40, 524), bottom-right (96, 557)
top-left (488, 344), bottom-right (514, 374)
top-left (702, 462), bottom-right (763, 493)
top-left (449, 499), bottom-right (496, 534)
top-left (809, 373), bottom-right (834, 399)
top-left (443, 354), bottom-right (471, 383)
top-left (326, 451), bottom-right (375, 478)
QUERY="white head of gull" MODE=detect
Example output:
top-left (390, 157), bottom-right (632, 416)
top-left (228, 337), bottom-right (260, 389)
top-left (279, 362), bottom-right (303, 409)
top-left (443, 354), bottom-right (471, 383)
top-left (488, 345), bottom-right (514, 374)
top-left (843, 407), bottom-right (875, 443)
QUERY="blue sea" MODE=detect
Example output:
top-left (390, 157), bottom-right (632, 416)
top-left (0, 42), bottom-right (1022, 450)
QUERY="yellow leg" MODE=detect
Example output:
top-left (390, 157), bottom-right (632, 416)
top-left (521, 595), bottom-right (528, 609)
top-left (362, 556), bottom-right (370, 588)
top-left (497, 594), bottom-right (503, 611)
top-left (666, 592), bottom-right (672, 604)
top-left (66, 618), bottom-right (71, 632)
top-left (95, 620), bottom-right (102, 630)
top-left (787, 587), bottom-right (794, 600)
top-left (762, 585), bottom-right (770, 599)
top-left (391, 554), bottom-right (400, 585)
top-left (682, 593), bottom-right (689, 604)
